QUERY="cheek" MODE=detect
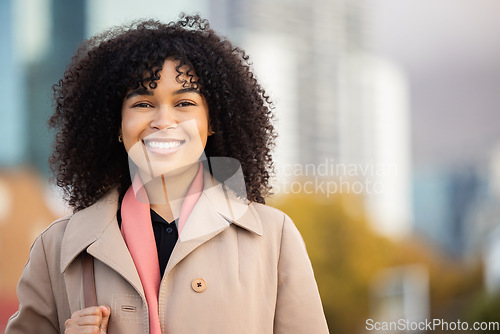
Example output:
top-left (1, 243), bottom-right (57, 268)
top-left (121, 115), bottom-right (141, 151)
top-left (197, 120), bottom-right (209, 145)
top-left (198, 118), bottom-right (208, 134)
top-left (198, 108), bottom-right (210, 142)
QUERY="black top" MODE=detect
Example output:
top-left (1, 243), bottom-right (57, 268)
top-left (117, 208), bottom-right (178, 278)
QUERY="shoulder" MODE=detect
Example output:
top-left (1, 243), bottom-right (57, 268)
top-left (19, 215), bottom-right (73, 277)
top-left (35, 215), bottom-right (72, 251)
top-left (42, 214), bottom-right (72, 235)
top-left (250, 202), bottom-right (289, 224)
top-left (248, 201), bottom-right (298, 238)
top-left (34, 189), bottom-right (119, 256)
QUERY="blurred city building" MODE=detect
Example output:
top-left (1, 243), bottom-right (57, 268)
top-left (1, 0), bottom-right (86, 174)
top-left (483, 226), bottom-right (500, 294)
top-left (412, 166), bottom-right (484, 257)
top-left (370, 265), bottom-right (430, 331)
top-left (469, 145), bottom-right (500, 293)
top-left (210, 0), bottom-right (413, 237)
top-left (0, 0), bottom-right (26, 166)
top-left (28, 0), bottom-right (87, 176)
top-left (211, 0), bottom-right (370, 166)
top-left (483, 146), bottom-right (500, 293)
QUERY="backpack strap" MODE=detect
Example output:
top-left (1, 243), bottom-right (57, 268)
top-left (81, 251), bottom-right (97, 308)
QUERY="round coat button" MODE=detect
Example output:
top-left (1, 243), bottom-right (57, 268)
top-left (192, 278), bottom-right (207, 293)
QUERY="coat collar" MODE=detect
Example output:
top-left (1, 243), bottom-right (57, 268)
top-left (60, 169), bottom-right (263, 276)
top-left (179, 169), bottom-right (263, 241)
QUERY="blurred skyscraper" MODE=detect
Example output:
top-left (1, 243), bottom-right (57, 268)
top-left (0, 0), bottom-right (86, 174)
top-left (413, 166), bottom-right (484, 256)
top-left (27, 0), bottom-right (86, 175)
top-left (211, 0), bottom-right (412, 237)
top-left (470, 146), bottom-right (500, 291)
top-left (211, 0), bottom-right (371, 166)
top-left (0, 0), bottom-right (26, 166)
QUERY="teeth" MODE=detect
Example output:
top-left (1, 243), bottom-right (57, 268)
top-left (145, 141), bottom-right (182, 149)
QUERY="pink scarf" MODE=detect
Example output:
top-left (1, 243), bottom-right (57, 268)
top-left (120, 164), bottom-right (204, 333)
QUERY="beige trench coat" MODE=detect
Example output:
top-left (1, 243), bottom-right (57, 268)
top-left (6, 171), bottom-right (330, 333)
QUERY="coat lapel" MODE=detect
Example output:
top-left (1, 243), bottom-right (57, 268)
top-left (164, 170), bottom-right (263, 277)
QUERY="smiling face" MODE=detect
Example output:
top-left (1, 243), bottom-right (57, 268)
top-left (121, 59), bottom-right (210, 179)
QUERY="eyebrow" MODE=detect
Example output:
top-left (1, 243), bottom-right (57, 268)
top-left (125, 87), bottom-right (201, 100)
top-left (125, 88), bottom-right (153, 100)
top-left (173, 87), bottom-right (201, 96)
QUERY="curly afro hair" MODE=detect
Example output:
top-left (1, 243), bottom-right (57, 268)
top-left (49, 14), bottom-right (276, 212)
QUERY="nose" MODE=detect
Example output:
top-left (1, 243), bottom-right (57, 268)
top-left (149, 105), bottom-right (177, 130)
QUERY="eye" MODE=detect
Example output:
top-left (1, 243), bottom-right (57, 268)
top-left (176, 101), bottom-right (196, 108)
top-left (132, 102), bottom-right (153, 108)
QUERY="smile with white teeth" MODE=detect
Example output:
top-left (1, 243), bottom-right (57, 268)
top-left (144, 140), bottom-right (183, 149)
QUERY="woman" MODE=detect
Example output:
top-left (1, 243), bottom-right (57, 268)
top-left (6, 15), bottom-right (329, 333)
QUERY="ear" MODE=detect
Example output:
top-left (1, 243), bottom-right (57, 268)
top-left (208, 123), bottom-right (214, 136)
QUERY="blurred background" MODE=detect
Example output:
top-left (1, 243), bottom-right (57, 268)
top-left (1, 0), bottom-right (500, 332)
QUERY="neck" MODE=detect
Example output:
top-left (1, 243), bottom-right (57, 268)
top-left (139, 162), bottom-right (200, 222)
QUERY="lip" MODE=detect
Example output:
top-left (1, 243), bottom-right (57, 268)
top-left (142, 138), bottom-right (185, 156)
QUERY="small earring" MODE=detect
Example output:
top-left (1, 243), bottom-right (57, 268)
top-left (118, 134), bottom-right (123, 142)
top-left (208, 129), bottom-right (215, 136)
